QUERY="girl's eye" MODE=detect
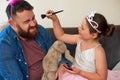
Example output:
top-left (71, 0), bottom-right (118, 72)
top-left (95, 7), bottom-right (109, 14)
top-left (81, 27), bottom-right (84, 30)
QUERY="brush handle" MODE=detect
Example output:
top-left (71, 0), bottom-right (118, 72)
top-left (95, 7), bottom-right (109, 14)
top-left (46, 10), bottom-right (64, 16)
top-left (41, 10), bottom-right (64, 19)
top-left (52, 10), bottom-right (64, 15)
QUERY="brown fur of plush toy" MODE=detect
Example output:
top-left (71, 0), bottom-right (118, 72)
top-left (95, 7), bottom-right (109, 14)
top-left (41, 40), bottom-right (75, 80)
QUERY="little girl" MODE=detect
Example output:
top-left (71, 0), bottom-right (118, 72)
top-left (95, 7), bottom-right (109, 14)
top-left (47, 10), bottom-right (119, 80)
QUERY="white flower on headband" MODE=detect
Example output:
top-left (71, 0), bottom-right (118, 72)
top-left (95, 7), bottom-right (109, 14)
top-left (86, 11), bottom-right (101, 33)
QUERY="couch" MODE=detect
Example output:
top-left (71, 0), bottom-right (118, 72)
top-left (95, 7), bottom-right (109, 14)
top-left (0, 24), bottom-right (120, 70)
top-left (46, 25), bottom-right (120, 70)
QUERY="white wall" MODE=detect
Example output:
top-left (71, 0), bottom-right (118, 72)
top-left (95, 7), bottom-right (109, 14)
top-left (0, 0), bottom-right (120, 28)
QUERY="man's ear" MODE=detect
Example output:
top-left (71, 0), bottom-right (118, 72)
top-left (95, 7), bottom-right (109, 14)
top-left (8, 19), bottom-right (17, 30)
top-left (8, 19), bottom-right (15, 26)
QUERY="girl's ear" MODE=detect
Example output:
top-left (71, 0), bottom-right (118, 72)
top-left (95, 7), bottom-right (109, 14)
top-left (92, 33), bottom-right (98, 39)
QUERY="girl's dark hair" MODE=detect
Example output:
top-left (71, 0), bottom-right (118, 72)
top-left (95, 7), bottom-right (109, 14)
top-left (6, 0), bottom-right (33, 19)
top-left (86, 13), bottom-right (115, 38)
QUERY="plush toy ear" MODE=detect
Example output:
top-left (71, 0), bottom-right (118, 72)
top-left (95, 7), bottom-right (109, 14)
top-left (53, 40), bottom-right (67, 53)
top-left (65, 50), bottom-right (75, 63)
top-left (58, 53), bottom-right (62, 62)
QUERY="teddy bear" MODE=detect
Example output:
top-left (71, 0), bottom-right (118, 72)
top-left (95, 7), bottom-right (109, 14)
top-left (41, 40), bottom-right (75, 80)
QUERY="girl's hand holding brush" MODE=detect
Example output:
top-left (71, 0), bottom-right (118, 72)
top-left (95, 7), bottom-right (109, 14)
top-left (45, 10), bottom-right (62, 29)
top-left (41, 10), bottom-right (63, 20)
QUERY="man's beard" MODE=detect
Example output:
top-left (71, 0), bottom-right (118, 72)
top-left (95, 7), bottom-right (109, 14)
top-left (17, 24), bottom-right (38, 39)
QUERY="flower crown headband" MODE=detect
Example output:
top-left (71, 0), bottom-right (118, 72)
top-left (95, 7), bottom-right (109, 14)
top-left (8, 0), bottom-right (22, 17)
top-left (86, 11), bottom-right (101, 33)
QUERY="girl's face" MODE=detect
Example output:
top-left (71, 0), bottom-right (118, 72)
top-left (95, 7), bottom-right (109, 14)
top-left (78, 18), bottom-right (94, 40)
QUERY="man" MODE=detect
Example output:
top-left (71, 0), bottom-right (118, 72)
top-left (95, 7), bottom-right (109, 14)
top-left (0, 0), bottom-right (53, 80)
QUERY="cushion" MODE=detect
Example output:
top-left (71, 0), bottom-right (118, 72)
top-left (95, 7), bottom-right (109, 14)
top-left (112, 61), bottom-right (120, 70)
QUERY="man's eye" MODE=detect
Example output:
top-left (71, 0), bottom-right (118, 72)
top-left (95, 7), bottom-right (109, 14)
top-left (32, 17), bottom-right (35, 20)
top-left (24, 20), bottom-right (30, 24)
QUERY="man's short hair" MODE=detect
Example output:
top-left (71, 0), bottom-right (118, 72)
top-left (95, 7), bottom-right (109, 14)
top-left (6, 0), bottom-right (33, 19)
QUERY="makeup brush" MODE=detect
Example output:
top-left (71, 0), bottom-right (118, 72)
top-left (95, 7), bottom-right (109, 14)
top-left (41, 10), bottom-right (64, 19)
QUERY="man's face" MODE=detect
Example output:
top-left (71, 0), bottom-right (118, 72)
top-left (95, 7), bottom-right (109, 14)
top-left (13, 10), bottom-right (38, 39)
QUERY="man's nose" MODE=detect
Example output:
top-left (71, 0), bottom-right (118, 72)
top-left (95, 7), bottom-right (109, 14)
top-left (30, 20), bottom-right (36, 26)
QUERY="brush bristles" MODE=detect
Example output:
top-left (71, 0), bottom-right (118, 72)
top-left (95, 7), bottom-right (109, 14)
top-left (41, 14), bottom-right (46, 19)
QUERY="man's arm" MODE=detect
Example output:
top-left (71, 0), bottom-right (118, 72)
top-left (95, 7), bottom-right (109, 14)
top-left (0, 40), bottom-right (24, 80)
